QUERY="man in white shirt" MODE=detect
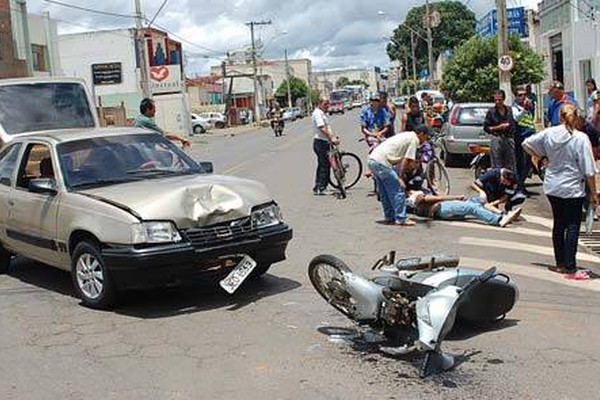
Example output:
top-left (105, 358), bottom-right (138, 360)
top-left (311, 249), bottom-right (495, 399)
top-left (368, 124), bottom-right (431, 225)
top-left (312, 98), bottom-right (339, 195)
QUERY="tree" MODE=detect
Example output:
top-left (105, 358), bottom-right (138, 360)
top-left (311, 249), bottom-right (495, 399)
top-left (336, 76), bottom-right (350, 88)
top-left (348, 79), bottom-right (369, 88)
top-left (275, 76), bottom-right (310, 104)
top-left (387, 1), bottom-right (476, 77)
top-left (441, 35), bottom-right (544, 102)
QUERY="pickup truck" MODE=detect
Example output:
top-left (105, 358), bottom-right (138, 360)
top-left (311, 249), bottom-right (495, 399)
top-left (0, 78), bottom-right (292, 308)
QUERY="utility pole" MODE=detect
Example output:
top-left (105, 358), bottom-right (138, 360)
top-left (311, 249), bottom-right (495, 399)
top-left (246, 20), bottom-right (271, 124)
top-left (425, 0), bottom-right (435, 89)
top-left (134, 0), bottom-right (150, 98)
top-left (284, 49), bottom-right (292, 108)
top-left (497, 0), bottom-right (512, 103)
top-left (411, 31), bottom-right (418, 93)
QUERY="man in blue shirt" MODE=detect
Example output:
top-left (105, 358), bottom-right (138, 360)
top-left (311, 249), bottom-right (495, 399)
top-left (360, 92), bottom-right (391, 152)
top-left (546, 81), bottom-right (579, 127)
top-left (512, 86), bottom-right (537, 193)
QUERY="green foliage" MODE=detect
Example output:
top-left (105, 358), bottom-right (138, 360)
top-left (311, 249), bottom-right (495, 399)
top-left (387, 1), bottom-right (476, 75)
top-left (336, 76), bottom-right (350, 88)
top-left (275, 77), bottom-right (310, 103)
top-left (348, 79), bottom-right (369, 88)
top-left (441, 35), bottom-right (545, 102)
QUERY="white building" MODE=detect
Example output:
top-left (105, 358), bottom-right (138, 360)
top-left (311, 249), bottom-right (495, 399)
top-left (9, 4), bottom-right (61, 77)
top-left (538, 0), bottom-right (600, 106)
top-left (312, 67), bottom-right (383, 98)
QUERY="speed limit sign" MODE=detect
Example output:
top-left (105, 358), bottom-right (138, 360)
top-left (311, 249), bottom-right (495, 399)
top-left (498, 55), bottom-right (514, 72)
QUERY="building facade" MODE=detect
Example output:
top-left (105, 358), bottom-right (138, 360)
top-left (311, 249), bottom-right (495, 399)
top-left (538, 0), bottom-right (600, 106)
top-left (312, 67), bottom-right (383, 98)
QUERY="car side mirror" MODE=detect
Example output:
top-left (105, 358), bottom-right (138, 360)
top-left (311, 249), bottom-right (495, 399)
top-left (29, 178), bottom-right (58, 195)
top-left (198, 161), bottom-right (214, 174)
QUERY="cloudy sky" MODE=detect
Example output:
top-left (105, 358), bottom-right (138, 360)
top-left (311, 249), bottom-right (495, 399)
top-left (27, 0), bottom-right (539, 75)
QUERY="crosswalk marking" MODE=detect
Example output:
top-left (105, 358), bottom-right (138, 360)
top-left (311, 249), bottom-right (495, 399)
top-left (458, 236), bottom-right (600, 264)
top-left (462, 257), bottom-right (600, 293)
top-left (521, 214), bottom-right (554, 230)
top-left (435, 220), bottom-right (551, 238)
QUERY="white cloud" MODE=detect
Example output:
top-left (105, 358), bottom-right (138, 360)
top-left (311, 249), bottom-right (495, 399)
top-left (26, 0), bottom-right (540, 75)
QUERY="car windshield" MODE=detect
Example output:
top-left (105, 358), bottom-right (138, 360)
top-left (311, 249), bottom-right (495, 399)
top-left (0, 82), bottom-right (95, 135)
top-left (457, 107), bottom-right (488, 126)
top-left (57, 133), bottom-right (205, 190)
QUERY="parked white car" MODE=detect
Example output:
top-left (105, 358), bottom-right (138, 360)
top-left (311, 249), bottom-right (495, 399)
top-left (191, 113), bottom-right (210, 135)
top-left (198, 112), bottom-right (227, 129)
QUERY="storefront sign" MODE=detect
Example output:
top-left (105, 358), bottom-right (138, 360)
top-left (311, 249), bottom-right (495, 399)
top-left (91, 62), bottom-right (122, 85)
top-left (149, 65), bottom-right (183, 94)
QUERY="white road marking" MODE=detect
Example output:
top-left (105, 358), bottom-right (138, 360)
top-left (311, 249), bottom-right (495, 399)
top-left (435, 220), bottom-right (551, 238)
top-left (462, 257), bottom-right (600, 293)
top-left (521, 214), bottom-right (554, 229)
top-left (459, 236), bottom-right (600, 264)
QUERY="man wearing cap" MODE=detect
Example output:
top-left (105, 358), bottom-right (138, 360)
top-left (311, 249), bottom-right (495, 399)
top-left (367, 125), bottom-right (432, 226)
top-left (546, 81), bottom-right (579, 127)
top-left (360, 92), bottom-right (391, 152)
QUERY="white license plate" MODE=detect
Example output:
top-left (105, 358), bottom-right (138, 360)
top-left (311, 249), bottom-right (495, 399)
top-left (219, 255), bottom-right (257, 294)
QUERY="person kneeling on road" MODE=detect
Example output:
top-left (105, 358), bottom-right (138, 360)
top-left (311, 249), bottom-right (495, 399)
top-left (471, 167), bottom-right (524, 213)
top-left (368, 124), bottom-right (432, 226)
top-left (402, 162), bottom-right (522, 227)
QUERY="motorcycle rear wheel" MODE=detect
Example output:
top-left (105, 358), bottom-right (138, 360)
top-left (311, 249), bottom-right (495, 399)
top-left (308, 255), bottom-right (356, 318)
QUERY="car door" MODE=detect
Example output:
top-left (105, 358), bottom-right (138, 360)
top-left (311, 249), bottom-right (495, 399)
top-left (5, 142), bottom-right (62, 265)
top-left (0, 143), bottom-right (24, 248)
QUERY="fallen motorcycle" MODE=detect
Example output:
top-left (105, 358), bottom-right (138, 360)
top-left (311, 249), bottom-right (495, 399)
top-left (308, 251), bottom-right (518, 377)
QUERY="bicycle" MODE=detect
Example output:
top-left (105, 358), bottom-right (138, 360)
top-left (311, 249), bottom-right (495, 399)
top-left (328, 143), bottom-right (363, 199)
top-left (419, 132), bottom-right (451, 195)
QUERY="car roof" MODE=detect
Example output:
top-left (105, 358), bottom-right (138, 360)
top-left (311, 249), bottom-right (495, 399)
top-left (0, 76), bottom-right (88, 87)
top-left (10, 127), bottom-right (154, 144)
top-left (454, 102), bottom-right (494, 108)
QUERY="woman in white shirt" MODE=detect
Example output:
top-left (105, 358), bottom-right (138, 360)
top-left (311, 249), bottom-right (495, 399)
top-left (523, 104), bottom-right (598, 274)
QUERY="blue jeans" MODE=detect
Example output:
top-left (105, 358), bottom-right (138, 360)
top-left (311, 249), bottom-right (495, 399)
top-left (436, 196), bottom-right (501, 225)
top-left (547, 195), bottom-right (586, 270)
top-left (368, 160), bottom-right (408, 223)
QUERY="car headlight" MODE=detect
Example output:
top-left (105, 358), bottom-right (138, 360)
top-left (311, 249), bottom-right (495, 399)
top-left (131, 221), bottom-right (182, 244)
top-left (251, 204), bottom-right (282, 229)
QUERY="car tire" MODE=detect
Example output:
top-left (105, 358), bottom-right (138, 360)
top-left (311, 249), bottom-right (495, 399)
top-left (0, 242), bottom-right (12, 274)
top-left (443, 151), bottom-right (461, 168)
top-left (193, 125), bottom-right (205, 135)
top-left (215, 121), bottom-right (225, 129)
top-left (71, 241), bottom-right (117, 309)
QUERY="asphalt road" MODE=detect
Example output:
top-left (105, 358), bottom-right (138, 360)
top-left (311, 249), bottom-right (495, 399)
top-left (2, 110), bottom-right (600, 399)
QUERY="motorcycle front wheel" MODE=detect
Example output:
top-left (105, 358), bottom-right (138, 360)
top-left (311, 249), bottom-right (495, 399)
top-left (308, 255), bottom-right (357, 318)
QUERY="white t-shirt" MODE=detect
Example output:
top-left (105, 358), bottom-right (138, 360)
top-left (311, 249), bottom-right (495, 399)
top-left (312, 108), bottom-right (330, 141)
top-left (369, 131), bottom-right (419, 168)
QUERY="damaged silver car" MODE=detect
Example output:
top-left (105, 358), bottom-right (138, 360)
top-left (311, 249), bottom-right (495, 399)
top-left (0, 129), bottom-right (292, 308)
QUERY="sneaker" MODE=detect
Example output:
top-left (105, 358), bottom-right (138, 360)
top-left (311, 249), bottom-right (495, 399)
top-left (499, 207), bottom-right (523, 227)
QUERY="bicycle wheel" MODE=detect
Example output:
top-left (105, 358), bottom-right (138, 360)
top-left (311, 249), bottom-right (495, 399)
top-left (426, 159), bottom-right (451, 195)
top-left (308, 255), bottom-right (357, 318)
top-left (329, 152), bottom-right (362, 190)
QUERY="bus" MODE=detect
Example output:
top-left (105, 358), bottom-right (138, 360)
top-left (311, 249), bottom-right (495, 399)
top-left (329, 89), bottom-right (351, 114)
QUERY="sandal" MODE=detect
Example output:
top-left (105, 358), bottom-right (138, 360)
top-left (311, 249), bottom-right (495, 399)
top-left (395, 219), bottom-right (416, 226)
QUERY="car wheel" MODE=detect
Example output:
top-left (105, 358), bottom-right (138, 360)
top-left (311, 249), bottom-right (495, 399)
top-left (193, 125), bottom-right (205, 135)
top-left (0, 242), bottom-right (12, 274)
top-left (71, 241), bottom-right (117, 309)
top-left (215, 121), bottom-right (225, 129)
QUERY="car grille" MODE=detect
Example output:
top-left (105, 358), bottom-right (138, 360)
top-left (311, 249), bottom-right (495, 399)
top-left (183, 217), bottom-right (258, 248)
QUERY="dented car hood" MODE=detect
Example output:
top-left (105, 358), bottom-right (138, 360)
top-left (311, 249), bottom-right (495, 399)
top-left (79, 174), bottom-right (273, 229)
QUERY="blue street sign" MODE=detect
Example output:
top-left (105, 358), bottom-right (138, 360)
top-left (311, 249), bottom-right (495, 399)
top-left (476, 7), bottom-right (528, 39)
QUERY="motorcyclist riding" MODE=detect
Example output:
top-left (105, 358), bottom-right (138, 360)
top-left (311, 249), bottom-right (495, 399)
top-left (267, 99), bottom-right (284, 137)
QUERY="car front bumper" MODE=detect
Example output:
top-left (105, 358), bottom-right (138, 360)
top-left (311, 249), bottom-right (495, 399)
top-left (102, 223), bottom-right (293, 290)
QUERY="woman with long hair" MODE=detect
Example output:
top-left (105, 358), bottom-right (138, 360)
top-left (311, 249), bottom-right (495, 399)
top-left (523, 104), bottom-right (598, 274)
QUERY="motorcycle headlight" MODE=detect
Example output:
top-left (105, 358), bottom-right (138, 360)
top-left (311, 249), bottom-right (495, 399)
top-left (251, 204), bottom-right (282, 229)
top-left (416, 297), bottom-right (432, 326)
top-left (131, 221), bottom-right (182, 244)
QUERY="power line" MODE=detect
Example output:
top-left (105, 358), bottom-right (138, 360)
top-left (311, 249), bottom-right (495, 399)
top-left (147, 0), bottom-right (169, 28)
top-left (41, 0), bottom-right (136, 19)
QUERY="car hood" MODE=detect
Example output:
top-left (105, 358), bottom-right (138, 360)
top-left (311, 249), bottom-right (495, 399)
top-left (78, 174), bottom-right (274, 229)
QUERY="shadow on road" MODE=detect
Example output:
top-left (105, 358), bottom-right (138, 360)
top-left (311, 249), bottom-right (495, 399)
top-left (7, 257), bottom-right (301, 318)
top-left (447, 318), bottom-right (519, 341)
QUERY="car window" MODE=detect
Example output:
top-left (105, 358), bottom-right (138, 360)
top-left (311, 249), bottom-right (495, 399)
top-left (458, 107), bottom-right (488, 126)
top-left (0, 82), bottom-right (95, 135)
top-left (16, 144), bottom-right (55, 189)
top-left (57, 133), bottom-right (205, 189)
top-left (0, 143), bottom-right (23, 187)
